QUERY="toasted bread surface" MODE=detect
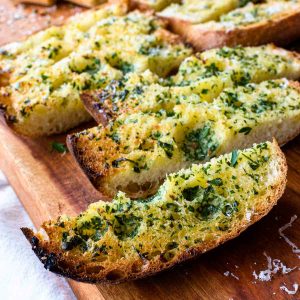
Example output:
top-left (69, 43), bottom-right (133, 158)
top-left (69, 79), bottom-right (300, 198)
top-left (22, 140), bottom-right (287, 283)
top-left (81, 45), bottom-right (300, 124)
top-left (0, 2), bottom-right (191, 137)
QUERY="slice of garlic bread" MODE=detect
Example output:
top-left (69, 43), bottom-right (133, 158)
top-left (0, 9), bottom-right (190, 85)
top-left (3, 54), bottom-right (123, 136)
top-left (0, 0), bottom-right (129, 85)
top-left (22, 140), bottom-right (287, 283)
top-left (159, 1), bottom-right (300, 51)
top-left (81, 45), bottom-right (300, 124)
top-left (0, 7), bottom-right (191, 137)
top-left (68, 79), bottom-right (300, 198)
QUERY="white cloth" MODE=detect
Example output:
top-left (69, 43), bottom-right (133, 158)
top-left (0, 170), bottom-right (76, 300)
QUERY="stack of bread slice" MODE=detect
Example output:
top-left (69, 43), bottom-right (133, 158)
top-left (0, 0), bottom-right (298, 283)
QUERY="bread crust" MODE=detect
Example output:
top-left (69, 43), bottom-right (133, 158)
top-left (162, 8), bottom-right (300, 51)
top-left (21, 140), bottom-right (287, 283)
top-left (80, 91), bottom-right (112, 126)
top-left (66, 133), bottom-right (106, 193)
top-left (67, 133), bottom-right (159, 199)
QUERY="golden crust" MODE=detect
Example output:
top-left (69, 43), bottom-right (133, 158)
top-left (66, 133), bottom-right (106, 192)
top-left (21, 140), bottom-right (287, 283)
top-left (67, 131), bottom-right (157, 199)
top-left (80, 91), bottom-right (112, 125)
top-left (162, 8), bottom-right (300, 51)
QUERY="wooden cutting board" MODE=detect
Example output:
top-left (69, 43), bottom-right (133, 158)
top-left (0, 1), bottom-right (299, 299)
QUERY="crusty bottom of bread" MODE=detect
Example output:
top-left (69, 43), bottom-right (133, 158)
top-left (21, 140), bottom-right (287, 283)
top-left (163, 9), bottom-right (300, 51)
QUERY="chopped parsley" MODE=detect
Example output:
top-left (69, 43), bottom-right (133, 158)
top-left (51, 142), bottom-right (68, 153)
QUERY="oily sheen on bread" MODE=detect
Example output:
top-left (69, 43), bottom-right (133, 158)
top-left (22, 140), bottom-right (287, 283)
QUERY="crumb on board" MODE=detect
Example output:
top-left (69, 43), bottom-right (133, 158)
top-left (280, 283), bottom-right (299, 295)
top-left (252, 252), bottom-right (296, 282)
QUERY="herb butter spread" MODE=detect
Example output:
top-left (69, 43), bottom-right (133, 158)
top-left (71, 78), bottom-right (300, 197)
top-left (31, 141), bottom-right (285, 282)
top-left (88, 45), bottom-right (300, 122)
top-left (0, 4), bottom-right (190, 136)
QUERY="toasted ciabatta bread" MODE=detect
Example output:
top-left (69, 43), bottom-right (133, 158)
top-left (22, 140), bottom-right (287, 283)
top-left (0, 5), bottom-right (191, 137)
top-left (68, 79), bottom-right (300, 198)
top-left (159, 0), bottom-right (300, 51)
top-left (81, 45), bottom-right (300, 124)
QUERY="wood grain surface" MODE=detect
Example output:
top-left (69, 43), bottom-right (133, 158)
top-left (0, 1), bottom-right (299, 299)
